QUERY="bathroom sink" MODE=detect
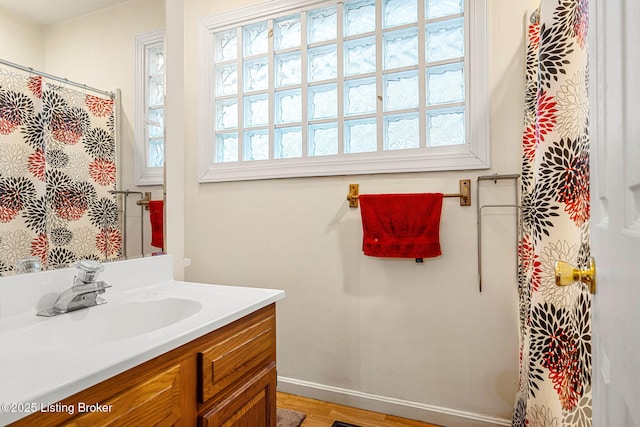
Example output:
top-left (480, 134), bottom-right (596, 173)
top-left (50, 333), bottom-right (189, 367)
top-left (17, 297), bottom-right (202, 347)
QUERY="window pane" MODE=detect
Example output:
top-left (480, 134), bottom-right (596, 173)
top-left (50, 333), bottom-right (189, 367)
top-left (384, 113), bottom-right (419, 150)
top-left (426, 17), bottom-right (464, 62)
top-left (275, 89), bottom-right (302, 124)
top-left (216, 99), bottom-right (238, 130)
top-left (216, 63), bottom-right (237, 96)
top-left (384, 70), bottom-right (419, 111)
top-left (244, 130), bottom-right (269, 160)
top-left (427, 106), bottom-right (465, 146)
top-left (149, 76), bottom-right (164, 107)
top-left (309, 123), bottom-right (338, 156)
top-left (308, 7), bottom-right (337, 44)
top-left (426, 0), bottom-right (464, 19)
top-left (274, 15), bottom-right (301, 50)
top-left (344, 37), bottom-right (376, 76)
top-left (244, 21), bottom-right (269, 56)
top-left (383, 27), bottom-right (419, 70)
top-left (308, 45), bottom-right (337, 82)
top-left (309, 84), bottom-right (337, 120)
top-left (148, 139), bottom-right (164, 167)
top-left (275, 127), bottom-right (302, 159)
top-left (344, 77), bottom-right (377, 116)
top-left (244, 94), bottom-right (269, 127)
top-left (244, 57), bottom-right (269, 91)
top-left (216, 133), bottom-right (238, 162)
top-left (275, 51), bottom-right (302, 87)
top-left (345, 118), bottom-right (377, 153)
top-left (148, 108), bottom-right (164, 137)
top-left (149, 46), bottom-right (164, 74)
top-left (383, 0), bottom-right (418, 28)
top-left (426, 62), bottom-right (464, 105)
top-left (215, 29), bottom-right (237, 62)
top-left (344, 0), bottom-right (376, 37)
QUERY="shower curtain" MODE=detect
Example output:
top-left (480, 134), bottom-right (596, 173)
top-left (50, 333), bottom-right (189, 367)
top-left (513, 1), bottom-right (592, 426)
top-left (0, 66), bottom-right (120, 273)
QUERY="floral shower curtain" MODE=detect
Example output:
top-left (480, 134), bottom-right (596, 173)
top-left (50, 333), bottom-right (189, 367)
top-left (513, 1), bottom-right (592, 426)
top-left (0, 66), bottom-right (120, 273)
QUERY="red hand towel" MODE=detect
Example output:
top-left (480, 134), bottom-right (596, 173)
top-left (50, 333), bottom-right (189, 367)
top-left (148, 200), bottom-right (164, 249)
top-left (359, 193), bottom-right (444, 258)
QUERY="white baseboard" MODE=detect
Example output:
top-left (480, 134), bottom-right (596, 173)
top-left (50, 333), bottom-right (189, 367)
top-left (277, 376), bottom-right (511, 427)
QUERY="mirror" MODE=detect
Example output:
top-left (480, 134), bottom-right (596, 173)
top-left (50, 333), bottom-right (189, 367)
top-left (0, 0), bottom-right (166, 275)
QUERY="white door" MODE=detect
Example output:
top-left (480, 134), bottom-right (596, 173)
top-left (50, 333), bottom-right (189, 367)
top-left (591, 0), bottom-right (640, 425)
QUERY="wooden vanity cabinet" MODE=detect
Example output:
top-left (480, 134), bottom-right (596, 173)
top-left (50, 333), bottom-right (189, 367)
top-left (10, 304), bottom-right (277, 427)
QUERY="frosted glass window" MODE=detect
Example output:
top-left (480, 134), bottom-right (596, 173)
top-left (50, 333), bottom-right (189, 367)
top-left (345, 118), bottom-right (377, 153)
top-left (274, 15), bottom-right (301, 50)
top-left (383, 0), bottom-right (417, 28)
top-left (308, 45), bottom-right (338, 82)
top-left (384, 71), bottom-right (419, 111)
top-left (275, 51), bottom-right (302, 87)
top-left (309, 123), bottom-right (338, 156)
top-left (345, 77), bottom-right (377, 116)
top-left (216, 99), bottom-right (238, 130)
top-left (426, 0), bottom-right (464, 19)
top-left (244, 94), bottom-right (269, 127)
top-left (149, 76), bottom-right (164, 107)
top-left (202, 0), bottom-right (489, 182)
top-left (244, 57), bottom-right (268, 91)
top-left (344, 37), bottom-right (376, 76)
top-left (215, 29), bottom-right (237, 62)
top-left (275, 127), bottom-right (302, 159)
top-left (344, 0), bottom-right (376, 37)
top-left (149, 140), bottom-right (164, 167)
top-left (216, 133), bottom-right (238, 163)
top-left (275, 89), bottom-right (302, 124)
top-left (149, 109), bottom-right (164, 137)
top-left (383, 27), bottom-right (419, 70)
top-left (308, 7), bottom-right (337, 44)
top-left (427, 107), bottom-right (465, 146)
top-left (216, 64), bottom-right (237, 96)
top-left (309, 84), bottom-right (338, 120)
top-left (244, 22), bottom-right (269, 56)
top-left (384, 113), bottom-right (420, 150)
top-left (427, 63), bottom-right (464, 105)
top-left (149, 47), bottom-right (164, 74)
top-left (426, 17), bottom-right (464, 62)
top-left (244, 130), bottom-right (269, 160)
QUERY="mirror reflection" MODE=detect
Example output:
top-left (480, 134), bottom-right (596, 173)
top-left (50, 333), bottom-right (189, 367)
top-left (0, 0), bottom-right (166, 275)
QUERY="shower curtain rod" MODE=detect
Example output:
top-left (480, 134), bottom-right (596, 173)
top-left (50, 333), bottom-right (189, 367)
top-left (0, 57), bottom-right (115, 99)
top-left (530, 7), bottom-right (540, 24)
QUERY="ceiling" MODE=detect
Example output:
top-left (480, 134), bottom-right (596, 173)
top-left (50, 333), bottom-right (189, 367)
top-left (0, 0), bottom-right (126, 25)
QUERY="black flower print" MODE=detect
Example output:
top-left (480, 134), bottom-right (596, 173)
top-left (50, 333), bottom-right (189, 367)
top-left (89, 197), bottom-right (118, 229)
top-left (50, 228), bottom-right (73, 246)
top-left (521, 182), bottom-right (560, 244)
top-left (47, 150), bottom-right (70, 169)
top-left (84, 127), bottom-right (115, 160)
top-left (0, 90), bottom-right (34, 135)
top-left (538, 23), bottom-right (574, 89)
top-left (48, 247), bottom-right (77, 270)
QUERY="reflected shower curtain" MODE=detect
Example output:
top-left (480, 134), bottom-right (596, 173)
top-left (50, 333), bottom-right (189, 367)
top-left (513, 1), bottom-right (592, 426)
top-left (0, 66), bottom-right (120, 273)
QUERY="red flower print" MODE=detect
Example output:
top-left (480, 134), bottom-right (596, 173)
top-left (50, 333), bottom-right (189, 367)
top-left (89, 159), bottom-right (116, 186)
top-left (28, 149), bottom-right (46, 181)
top-left (536, 91), bottom-right (557, 142)
top-left (50, 112), bottom-right (84, 144)
top-left (0, 117), bottom-right (18, 135)
top-left (545, 329), bottom-right (582, 410)
top-left (528, 22), bottom-right (541, 51)
top-left (85, 95), bottom-right (114, 118)
top-left (31, 233), bottom-right (49, 268)
top-left (519, 235), bottom-right (542, 292)
top-left (0, 205), bottom-right (19, 223)
top-left (96, 227), bottom-right (122, 257)
top-left (54, 190), bottom-right (87, 221)
top-left (28, 76), bottom-right (43, 99)
top-left (522, 125), bottom-right (537, 162)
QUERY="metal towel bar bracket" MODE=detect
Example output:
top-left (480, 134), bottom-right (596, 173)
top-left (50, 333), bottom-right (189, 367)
top-left (347, 179), bottom-right (472, 208)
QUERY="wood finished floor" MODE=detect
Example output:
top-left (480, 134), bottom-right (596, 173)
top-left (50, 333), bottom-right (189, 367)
top-left (277, 392), bottom-right (442, 427)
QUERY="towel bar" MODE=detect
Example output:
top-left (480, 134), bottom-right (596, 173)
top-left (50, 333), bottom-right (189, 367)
top-left (347, 179), bottom-right (471, 208)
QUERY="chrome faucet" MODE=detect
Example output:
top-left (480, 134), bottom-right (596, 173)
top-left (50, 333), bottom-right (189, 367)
top-left (37, 260), bottom-right (112, 317)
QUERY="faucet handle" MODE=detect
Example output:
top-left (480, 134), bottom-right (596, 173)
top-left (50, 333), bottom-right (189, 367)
top-left (73, 259), bottom-right (105, 283)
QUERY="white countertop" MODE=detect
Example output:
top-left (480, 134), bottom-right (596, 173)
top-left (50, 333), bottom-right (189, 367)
top-left (0, 256), bottom-right (284, 425)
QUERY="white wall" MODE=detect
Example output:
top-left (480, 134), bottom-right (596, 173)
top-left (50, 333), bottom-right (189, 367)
top-left (0, 7), bottom-right (45, 67)
top-left (178, 0), bottom-right (538, 425)
top-left (44, 0), bottom-right (166, 259)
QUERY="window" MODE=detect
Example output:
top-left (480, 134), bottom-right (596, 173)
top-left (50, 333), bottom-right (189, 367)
top-left (198, 0), bottom-right (488, 182)
top-left (135, 30), bottom-right (165, 186)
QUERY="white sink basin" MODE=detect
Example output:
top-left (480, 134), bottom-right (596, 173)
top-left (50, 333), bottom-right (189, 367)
top-left (17, 297), bottom-right (202, 347)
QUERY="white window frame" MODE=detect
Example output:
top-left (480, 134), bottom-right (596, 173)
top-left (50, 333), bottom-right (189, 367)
top-left (135, 29), bottom-right (165, 186)
top-left (198, 0), bottom-right (489, 183)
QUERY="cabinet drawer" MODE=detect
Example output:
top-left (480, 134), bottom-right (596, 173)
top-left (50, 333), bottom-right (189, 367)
top-left (199, 314), bottom-right (275, 403)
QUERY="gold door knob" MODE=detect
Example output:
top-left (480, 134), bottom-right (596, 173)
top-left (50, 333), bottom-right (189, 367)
top-left (555, 257), bottom-right (596, 294)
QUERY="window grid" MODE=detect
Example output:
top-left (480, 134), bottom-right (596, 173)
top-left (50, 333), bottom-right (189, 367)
top-left (200, 0), bottom-right (488, 182)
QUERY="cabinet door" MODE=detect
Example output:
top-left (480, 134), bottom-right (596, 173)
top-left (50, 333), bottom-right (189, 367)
top-left (199, 365), bottom-right (276, 427)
